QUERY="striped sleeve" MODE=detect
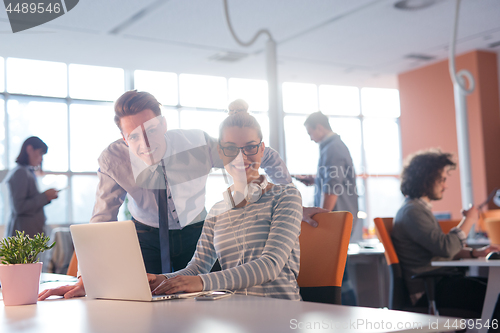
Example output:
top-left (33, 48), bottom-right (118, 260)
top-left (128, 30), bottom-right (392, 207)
top-left (200, 186), bottom-right (302, 291)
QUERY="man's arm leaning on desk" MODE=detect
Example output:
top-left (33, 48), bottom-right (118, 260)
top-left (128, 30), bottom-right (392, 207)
top-left (38, 277), bottom-right (86, 300)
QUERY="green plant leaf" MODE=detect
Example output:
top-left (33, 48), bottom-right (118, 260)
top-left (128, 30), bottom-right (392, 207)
top-left (0, 230), bottom-right (55, 265)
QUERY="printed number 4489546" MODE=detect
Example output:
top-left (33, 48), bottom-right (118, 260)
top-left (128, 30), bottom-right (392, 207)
top-left (5, 2), bottom-right (61, 14)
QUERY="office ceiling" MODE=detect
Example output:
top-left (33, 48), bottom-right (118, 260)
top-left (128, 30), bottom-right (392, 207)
top-left (0, 0), bottom-right (499, 88)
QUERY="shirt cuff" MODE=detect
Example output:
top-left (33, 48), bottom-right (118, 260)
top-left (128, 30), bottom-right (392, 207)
top-left (199, 274), bottom-right (214, 291)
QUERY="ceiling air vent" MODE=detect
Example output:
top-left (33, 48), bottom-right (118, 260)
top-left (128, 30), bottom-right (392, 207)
top-left (394, 0), bottom-right (437, 11)
top-left (209, 51), bottom-right (248, 63)
top-left (405, 53), bottom-right (436, 61)
top-left (488, 41), bottom-right (500, 48)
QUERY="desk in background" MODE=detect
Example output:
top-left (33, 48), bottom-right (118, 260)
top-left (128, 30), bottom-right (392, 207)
top-left (432, 258), bottom-right (500, 333)
top-left (348, 243), bottom-right (390, 308)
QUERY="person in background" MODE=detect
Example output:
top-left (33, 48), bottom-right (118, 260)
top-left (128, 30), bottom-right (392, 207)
top-left (297, 111), bottom-right (358, 306)
top-left (4, 136), bottom-right (58, 237)
top-left (148, 112), bottom-right (302, 300)
top-left (227, 98), bottom-right (327, 227)
top-left (392, 149), bottom-right (500, 317)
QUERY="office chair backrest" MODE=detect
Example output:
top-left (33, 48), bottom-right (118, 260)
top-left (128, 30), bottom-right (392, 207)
top-left (477, 209), bottom-right (500, 233)
top-left (438, 220), bottom-right (460, 234)
top-left (485, 217), bottom-right (500, 245)
top-left (66, 252), bottom-right (78, 277)
top-left (374, 217), bottom-right (412, 310)
top-left (374, 217), bottom-right (398, 265)
top-left (297, 211), bottom-right (353, 304)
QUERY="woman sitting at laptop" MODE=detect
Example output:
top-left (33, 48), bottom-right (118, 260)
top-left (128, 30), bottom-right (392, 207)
top-left (148, 113), bottom-right (303, 300)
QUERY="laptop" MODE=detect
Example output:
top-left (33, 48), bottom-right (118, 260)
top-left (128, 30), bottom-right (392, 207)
top-left (70, 220), bottom-right (205, 301)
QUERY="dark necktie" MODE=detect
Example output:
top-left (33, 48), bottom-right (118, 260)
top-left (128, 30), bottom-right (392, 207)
top-left (157, 163), bottom-right (172, 273)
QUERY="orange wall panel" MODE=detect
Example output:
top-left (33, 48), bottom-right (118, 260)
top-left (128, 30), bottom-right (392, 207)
top-left (398, 50), bottom-right (499, 219)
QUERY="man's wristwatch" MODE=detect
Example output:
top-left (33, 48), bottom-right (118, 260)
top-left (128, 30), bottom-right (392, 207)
top-left (469, 248), bottom-right (477, 258)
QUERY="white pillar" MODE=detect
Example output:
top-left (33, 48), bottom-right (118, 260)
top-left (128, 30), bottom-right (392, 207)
top-left (453, 77), bottom-right (474, 208)
top-left (266, 39), bottom-right (286, 160)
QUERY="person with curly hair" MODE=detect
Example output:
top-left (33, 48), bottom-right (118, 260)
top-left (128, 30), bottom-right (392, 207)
top-left (392, 149), bottom-right (499, 317)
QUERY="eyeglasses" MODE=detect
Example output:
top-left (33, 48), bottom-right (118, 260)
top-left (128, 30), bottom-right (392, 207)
top-left (219, 142), bottom-right (262, 157)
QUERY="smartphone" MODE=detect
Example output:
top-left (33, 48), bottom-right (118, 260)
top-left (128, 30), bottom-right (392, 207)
top-left (195, 291), bottom-right (233, 301)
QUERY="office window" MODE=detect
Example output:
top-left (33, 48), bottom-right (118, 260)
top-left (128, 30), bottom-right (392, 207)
top-left (282, 82), bottom-right (318, 114)
top-left (71, 175), bottom-right (99, 223)
top-left (284, 115), bottom-right (318, 175)
top-left (365, 177), bottom-right (404, 229)
top-left (319, 85), bottom-right (360, 116)
top-left (0, 98), bottom-right (4, 169)
top-left (283, 82), bottom-right (402, 239)
top-left (228, 78), bottom-right (268, 112)
top-left (8, 99), bottom-right (68, 172)
top-left (179, 109), bottom-right (226, 139)
top-left (69, 64), bottom-right (124, 101)
top-left (134, 70), bottom-right (178, 106)
top-left (163, 107), bottom-right (179, 130)
top-left (361, 88), bottom-right (400, 117)
top-left (179, 74), bottom-right (227, 109)
top-left (6, 58), bottom-right (67, 98)
top-left (0, 57), bottom-right (4, 92)
top-left (330, 117), bottom-right (363, 174)
top-left (69, 103), bottom-right (120, 172)
top-left (39, 174), bottom-right (69, 223)
top-left (252, 113), bottom-right (270, 147)
top-left (363, 118), bottom-right (401, 175)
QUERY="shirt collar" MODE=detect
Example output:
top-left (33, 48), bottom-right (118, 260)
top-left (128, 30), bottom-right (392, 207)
top-left (409, 197), bottom-right (432, 211)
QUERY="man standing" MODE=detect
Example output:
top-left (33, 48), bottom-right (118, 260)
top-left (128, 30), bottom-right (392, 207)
top-left (298, 111), bottom-right (358, 306)
top-left (392, 149), bottom-right (498, 316)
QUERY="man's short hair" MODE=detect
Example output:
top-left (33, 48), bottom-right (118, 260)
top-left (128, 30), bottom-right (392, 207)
top-left (400, 149), bottom-right (456, 199)
top-left (114, 90), bottom-right (162, 130)
top-left (304, 111), bottom-right (332, 131)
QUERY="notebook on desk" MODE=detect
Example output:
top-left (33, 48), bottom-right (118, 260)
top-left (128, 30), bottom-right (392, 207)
top-left (70, 221), bottom-right (204, 302)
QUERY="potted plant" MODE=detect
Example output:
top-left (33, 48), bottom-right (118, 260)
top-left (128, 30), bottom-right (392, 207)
top-left (0, 231), bottom-right (55, 306)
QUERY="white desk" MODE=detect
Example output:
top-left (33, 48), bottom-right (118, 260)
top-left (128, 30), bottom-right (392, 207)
top-left (1, 295), bottom-right (459, 333)
top-left (0, 274), bottom-right (458, 333)
top-left (432, 258), bottom-right (500, 333)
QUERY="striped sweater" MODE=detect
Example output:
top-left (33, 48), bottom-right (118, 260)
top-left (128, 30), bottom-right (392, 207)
top-left (164, 184), bottom-right (302, 300)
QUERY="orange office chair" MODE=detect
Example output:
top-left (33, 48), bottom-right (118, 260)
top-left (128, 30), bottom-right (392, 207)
top-left (375, 217), bottom-right (475, 317)
top-left (477, 209), bottom-right (500, 233)
top-left (297, 211), bottom-right (353, 305)
top-left (485, 217), bottom-right (500, 245)
top-left (438, 220), bottom-right (460, 234)
top-left (478, 209), bottom-right (500, 234)
top-left (66, 252), bottom-right (78, 277)
top-left (373, 217), bottom-right (413, 310)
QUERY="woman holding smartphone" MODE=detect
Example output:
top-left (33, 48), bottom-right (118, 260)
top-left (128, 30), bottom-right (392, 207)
top-left (148, 113), bottom-right (303, 300)
top-left (4, 136), bottom-right (58, 237)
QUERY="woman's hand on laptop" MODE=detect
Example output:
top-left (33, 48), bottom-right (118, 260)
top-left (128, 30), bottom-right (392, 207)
top-left (150, 275), bottom-right (203, 295)
top-left (147, 273), bottom-right (167, 291)
top-left (38, 277), bottom-right (86, 301)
